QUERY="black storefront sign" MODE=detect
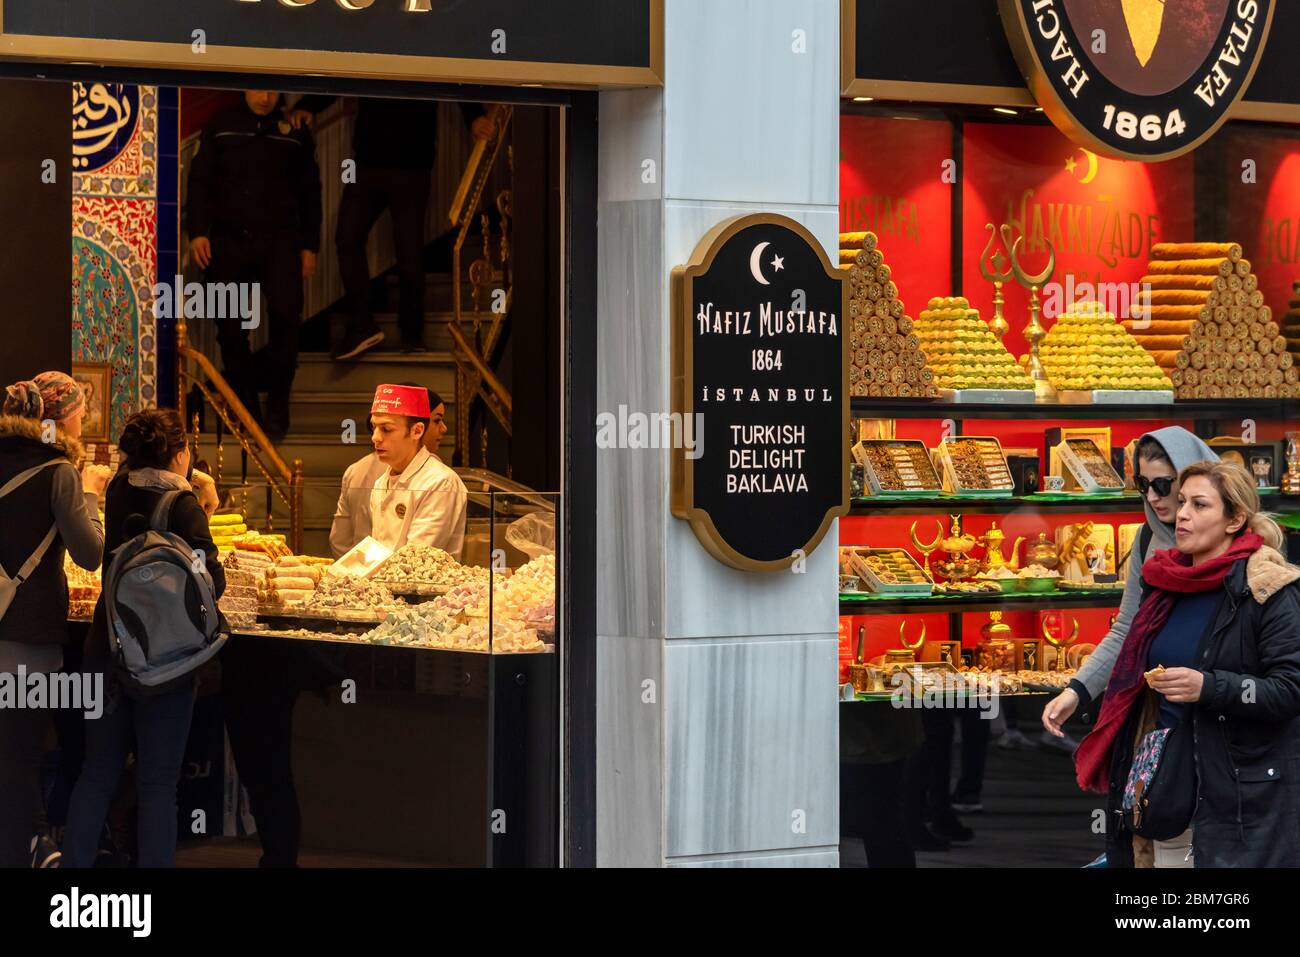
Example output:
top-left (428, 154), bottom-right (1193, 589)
top-left (671, 214), bottom-right (849, 572)
top-left (844, 0), bottom-right (1298, 126)
top-left (0, 0), bottom-right (661, 87)
top-left (1000, 0), bottom-right (1275, 161)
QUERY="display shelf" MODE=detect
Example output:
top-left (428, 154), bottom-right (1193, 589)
top-left (838, 589), bottom-right (1123, 615)
top-left (850, 397), bottom-right (1300, 421)
top-left (849, 492), bottom-right (1300, 516)
top-left (843, 689), bottom-right (1058, 704)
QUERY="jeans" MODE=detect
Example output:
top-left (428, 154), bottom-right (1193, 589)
top-left (905, 711), bottom-right (955, 826)
top-left (62, 680), bottom-right (195, 868)
top-left (45, 638), bottom-right (88, 829)
top-left (222, 639), bottom-right (302, 867)
top-left (0, 708), bottom-right (48, 867)
top-left (208, 229), bottom-right (305, 424)
top-left (844, 759), bottom-right (916, 867)
top-left (336, 166), bottom-right (431, 341)
top-left (953, 709), bottom-right (991, 803)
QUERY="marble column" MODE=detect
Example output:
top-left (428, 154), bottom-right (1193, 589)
top-left (597, 0), bottom-right (841, 867)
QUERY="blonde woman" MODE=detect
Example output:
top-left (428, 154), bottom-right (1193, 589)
top-left (1073, 461), bottom-right (1300, 868)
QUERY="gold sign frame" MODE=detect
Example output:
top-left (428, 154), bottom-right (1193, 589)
top-left (670, 213), bottom-right (850, 573)
top-left (0, 0), bottom-right (663, 89)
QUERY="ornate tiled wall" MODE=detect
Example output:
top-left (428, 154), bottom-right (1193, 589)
top-left (70, 83), bottom-right (178, 439)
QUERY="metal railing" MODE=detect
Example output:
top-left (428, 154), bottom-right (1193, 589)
top-left (449, 104), bottom-right (515, 467)
top-left (176, 316), bottom-right (304, 553)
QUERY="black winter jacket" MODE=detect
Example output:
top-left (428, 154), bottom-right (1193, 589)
top-left (1104, 551), bottom-right (1300, 867)
top-left (186, 103), bottom-right (322, 251)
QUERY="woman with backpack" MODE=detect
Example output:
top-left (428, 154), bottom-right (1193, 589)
top-left (0, 373), bottom-right (110, 868)
top-left (62, 408), bottom-right (226, 868)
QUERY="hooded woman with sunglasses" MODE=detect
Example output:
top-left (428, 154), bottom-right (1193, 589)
top-left (1042, 428), bottom-right (1218, 738)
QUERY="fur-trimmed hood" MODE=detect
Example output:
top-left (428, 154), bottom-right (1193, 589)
top-left (0, 413), bottom-right (84, 468)
top-left (1246, 545), bottom-right (1300, 605)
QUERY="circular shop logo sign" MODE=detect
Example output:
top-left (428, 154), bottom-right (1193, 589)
top-left (999, 0), bottom-right (1275, 161)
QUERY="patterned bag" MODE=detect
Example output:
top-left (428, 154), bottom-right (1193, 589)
top-left (1122, 722), bottom-right (1197, 840)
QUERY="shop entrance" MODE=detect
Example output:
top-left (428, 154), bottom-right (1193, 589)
top-left (0, 67), bottom-right (598, 868)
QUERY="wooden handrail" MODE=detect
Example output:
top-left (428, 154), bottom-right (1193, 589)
top-left (448, 135), bottom-right (491, 227)
top-left (179, 343), bottom-right (294, 483)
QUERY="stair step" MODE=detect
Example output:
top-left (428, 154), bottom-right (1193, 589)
top-left (292, 351), bottom-right (458, 394)
top-left (285, 389), bottom-right (458, 433)
top-left (318, 310), bottom-right (494, 353)
top-left (289, 404), bottom-right (458, 434)
top-left (373, 273), bottom-right (476, 314)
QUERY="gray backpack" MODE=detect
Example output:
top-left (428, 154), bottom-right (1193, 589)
top-left (104, 490), bottom-right (227, 694)
top-left (0, 460), bottom-right (64, 623)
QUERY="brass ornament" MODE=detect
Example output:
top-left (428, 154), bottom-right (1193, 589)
top-left (909, 517), bottom-right (944, 576)
top-left (898, 620), bottom-right (926, 651)
top-left (978, 223), bottom-right (1015, 340)
top-left (1042, 616), bottom-right (1081, 671)
top-left (1010, 234), bottom-right (1057, 400)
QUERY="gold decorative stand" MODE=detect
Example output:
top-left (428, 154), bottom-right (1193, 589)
top-left (979, 223), bottom-right (1015, 340)
top-left (1010, 235), bottom-right (1058, 401)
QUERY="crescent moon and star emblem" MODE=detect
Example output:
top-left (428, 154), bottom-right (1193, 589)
top-left (1063, 147), bottom-right (1100, 185)
top-left (748, 241), bottom-right (785, 285)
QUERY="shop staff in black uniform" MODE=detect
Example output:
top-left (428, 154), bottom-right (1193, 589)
top-left (286, 96), bottom-right (493, 359)
top-left (187, 90), bottom-right (322, 441)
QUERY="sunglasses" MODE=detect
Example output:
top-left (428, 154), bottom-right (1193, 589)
top-left (1136, 475), bottom-right (1175, 497)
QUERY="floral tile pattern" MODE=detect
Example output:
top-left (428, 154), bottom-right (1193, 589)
top-left (71, 84), bottom-right (160, 440)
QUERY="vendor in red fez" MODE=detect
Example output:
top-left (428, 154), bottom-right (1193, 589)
top-left (362, 382), bottom-right (467, 558)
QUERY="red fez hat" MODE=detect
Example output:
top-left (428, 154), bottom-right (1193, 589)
top-left (371, 383), bottom-right (431, 418)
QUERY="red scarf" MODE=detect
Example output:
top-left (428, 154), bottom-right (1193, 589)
top-left (1073, 531), bottom-right (1264, 793)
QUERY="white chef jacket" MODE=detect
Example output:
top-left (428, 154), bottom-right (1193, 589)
top-left (329, 452), bottom-right (388, 558)
top-left (368, 447), bottom-right (468, 559)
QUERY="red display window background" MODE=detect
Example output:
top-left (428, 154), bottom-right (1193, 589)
top-left (962, 122), bottom-right (1195, 358)
top-left (1222, 127), bottom-right (1300, 325)
top-left (840, 114), bottom-right (952, 318)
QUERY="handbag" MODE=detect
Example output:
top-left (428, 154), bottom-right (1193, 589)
top-left (1123, 721), bottom-right (1197, 840)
